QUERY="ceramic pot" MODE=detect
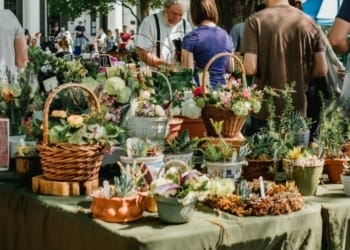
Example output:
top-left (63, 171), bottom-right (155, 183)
top-left (205, 160), bottom-right (247, 180)
top-left (341, 174), bottom-right (350, 196)
top-left (164, 152), bottom-right (193, 167)
top-left (292, 163), bottom-right (324, 196)
top-left (91, 194), bottom-right (145, 223)
top-left (294, 130), bottom-right (310, 148)
top-left (155, 196), bottom-right (195, 224)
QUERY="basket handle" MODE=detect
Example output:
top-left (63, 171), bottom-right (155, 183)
top-left (157, 159), bottom-right (190, 178)
top-left (201, 52), bottom-right (247, 95)
top-left (41, 83), bottom-right (101, 145)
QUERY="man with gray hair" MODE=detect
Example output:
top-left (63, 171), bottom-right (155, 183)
top-left (134, 0), bottom-right (192, 69)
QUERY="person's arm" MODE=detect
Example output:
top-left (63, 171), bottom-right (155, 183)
top-left (14, 36), bottom-right (28, 70)
top-left (136, 47), bottom-right (169, 68)
top-left (180, 49), bottom-right (194, 70)
top-left (329, 18), bottom-right (350, 54)
top-left (243, 53), bottom-right (257, 76)
top-left (312, 51), bottom-right (328, 78)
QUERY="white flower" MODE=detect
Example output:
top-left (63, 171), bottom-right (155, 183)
top-left (140, 90), bottom-right (151, 99)
top-left (183, 90), bottom-right (194, 100)
top-left (154, 105), bottom-right (166, 117)
top-left (181, 99), bottom-right (201, 119)
top-left (170, 106), bottom-right (181, 116)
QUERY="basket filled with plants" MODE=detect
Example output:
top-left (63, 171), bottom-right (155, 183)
top-left (204, 179), bottom-right (304, 217)
top-left (199, 52), bottom-right (263, 139)
top-left (37, 83), bottom-right (123, 182)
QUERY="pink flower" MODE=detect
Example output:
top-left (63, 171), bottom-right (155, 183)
top-left (242, 88), bottom-right (251, 99)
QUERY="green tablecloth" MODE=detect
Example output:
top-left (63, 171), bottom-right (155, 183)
top-left (0, 172), bottom-right (330, 250)
top-left (309, 185), bottom-right (350, 250)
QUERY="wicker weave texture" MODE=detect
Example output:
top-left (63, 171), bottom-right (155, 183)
top-left (37, 83), bottom-right (103, 182)
top-left (200, 52), bottom-right (247, 138)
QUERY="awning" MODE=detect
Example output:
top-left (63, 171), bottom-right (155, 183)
top-left (302, 0), bottom-right (343, 26)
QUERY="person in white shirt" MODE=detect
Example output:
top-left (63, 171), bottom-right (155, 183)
top-left (0, 9), bottom-right (27, 73)
top-left (134, 0), bottom-right (191, 69)
top-left (93, 27), bottom-right (107, 52)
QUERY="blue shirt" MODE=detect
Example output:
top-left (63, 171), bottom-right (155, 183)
top-left (182, 25), bottom-right (233, 88)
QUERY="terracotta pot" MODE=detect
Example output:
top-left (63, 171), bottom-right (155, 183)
top-left (166, 117), bottom-right (184, 141)
top-left (177, 116), bottom-right (206, 138)
top-left (325, 158), bottom-right (346, 184)
top-left (91, 195), bottom-right (145, 223)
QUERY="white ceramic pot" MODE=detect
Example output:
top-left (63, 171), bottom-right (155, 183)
top-left (164, 152), bottom-right (193, 167)
top-left (205, 160), bottom-right (248, 180)
top-left (341, 174), bottom-right (350, 196)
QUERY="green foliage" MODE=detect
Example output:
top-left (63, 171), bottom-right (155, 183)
top-left (317, 99), bottom-right (346, 158)
top-left (164, 129), bottom-right (199, 154)
top-left (114, 161), bottom-right (146, 197)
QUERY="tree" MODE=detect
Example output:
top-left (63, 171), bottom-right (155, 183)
top-left (48, 0), bottom-right (162, 24)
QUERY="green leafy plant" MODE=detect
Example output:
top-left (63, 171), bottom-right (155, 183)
top-left (200, 119), bottom-right (250, 162)
top-left (164, 129), bottom-right (199, 154)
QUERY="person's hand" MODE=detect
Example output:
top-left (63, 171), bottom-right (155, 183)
top-left (338, 68), bottom-right (346, 80)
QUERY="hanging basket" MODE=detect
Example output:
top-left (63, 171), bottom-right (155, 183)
top-left (200, 52), bottom-right (248, 138)
top-left (37, 83), bottom-right (104, 182)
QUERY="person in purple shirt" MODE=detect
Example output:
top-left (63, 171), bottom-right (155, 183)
top-left (329, 0), bottom-right (350, 54)
top-left (181, 0), bottom-right (233, 88)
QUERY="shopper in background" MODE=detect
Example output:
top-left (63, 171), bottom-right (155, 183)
top-left (0, 9), bottom-right (27, 73)
top-left (74, 21), bottom-right (86, 56)
top-left (134, 0), bottom-right (191, 68)
top-left (181, 0), bottom-right (233, 88)
top-left (242, 0), bottom-right (327, 135)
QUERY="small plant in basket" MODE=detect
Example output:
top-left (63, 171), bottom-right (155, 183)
top-left (150, 160), bottom-right (210, 223)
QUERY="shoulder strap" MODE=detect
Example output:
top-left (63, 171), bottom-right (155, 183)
top-left (183, 19), bottom-right (186, 34)
top-left (154, 14), bottom-right (161, 58)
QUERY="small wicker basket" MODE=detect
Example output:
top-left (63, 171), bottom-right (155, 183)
top-left (37, 83), bottom-right (104, 182)
top-left (201, 52), bottom-right (248, 138)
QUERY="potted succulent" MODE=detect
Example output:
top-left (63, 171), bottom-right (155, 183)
top-left (120, 137), bottom-right (164, 181)
top-left (150, 159), bottom-right (209, 224)
top-left (283, 146), bottom-right (324, 196)
top-left (200, 119), bottom-right (249, 180)
top-left (90, 161), bottom-right (146, 223)
top-left (164, 129), bottom-right (199, 166)
top-left (289, 111), bottom-right (312, 148)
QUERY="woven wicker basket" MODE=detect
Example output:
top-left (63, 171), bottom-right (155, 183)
top-left (201, 52), bottom-right (248, 138)
top-left (37, 83), bottom-right (104, 182)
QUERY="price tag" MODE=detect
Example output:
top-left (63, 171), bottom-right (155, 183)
top-left (99, 54), bottom-right (112, 67)
top-left (0, 118), bottom-right (9, 171)
top-left (43, 76), bottom-right (58, 93)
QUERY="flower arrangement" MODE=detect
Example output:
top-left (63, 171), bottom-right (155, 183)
top-left (195, 76), bottom-right (263, 116)
top-left (285, 145), bottom-right (324, 167)
top-left (167, 69), bottom-right (202, 119)
top-left (0, 63), bottom-right (38, 135)
top-left (47, 109), bottom-right (123, 148)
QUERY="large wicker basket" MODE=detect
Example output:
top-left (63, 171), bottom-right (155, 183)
top-left (201, 52), bottom-right (247, 138)
top-left (37, 83), bottom-right (104, 182)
